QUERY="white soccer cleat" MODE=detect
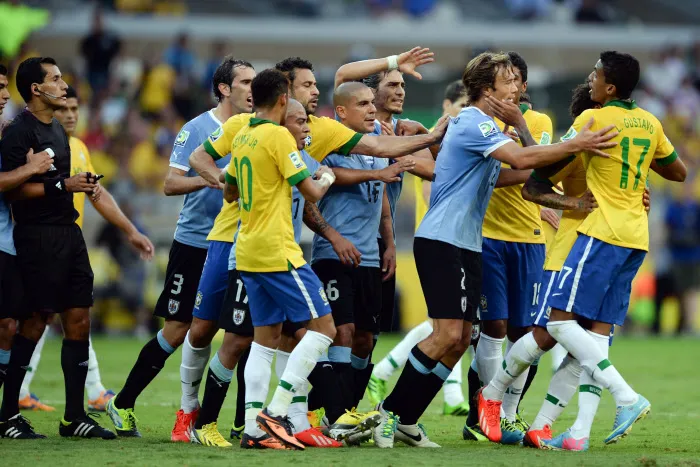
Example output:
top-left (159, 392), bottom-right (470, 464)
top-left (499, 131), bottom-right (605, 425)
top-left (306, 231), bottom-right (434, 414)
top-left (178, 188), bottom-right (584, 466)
top-left (395, 423), bottom-right (441, 448)
top-left (372, 404), bottom-right (398, 449)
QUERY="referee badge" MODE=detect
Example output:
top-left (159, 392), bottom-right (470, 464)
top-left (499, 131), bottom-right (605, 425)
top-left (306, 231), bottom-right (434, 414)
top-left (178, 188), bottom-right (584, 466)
top-left (233, 308), bottom-right (245, 326)
top-left (168, 299), bottom-right (180, 315)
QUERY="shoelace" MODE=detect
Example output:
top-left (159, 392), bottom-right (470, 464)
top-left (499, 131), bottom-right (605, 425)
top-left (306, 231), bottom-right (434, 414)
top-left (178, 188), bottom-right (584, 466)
top-left (16, 415), bottom-right (36, 431)
top-left (417, 423), bottom-right (428, 438)
top-left (280, 416), bottom-right (295, 436)
top-left (486, 401), bottom-right (501, 423)
top-left (382, 413), bottom-right (399, 437)
top-left (204, 424), bottom-right (227, 444)
top-left (124, 409), bottom-right (139, 428)
top-left (500, 418), bottom-right (519, 432)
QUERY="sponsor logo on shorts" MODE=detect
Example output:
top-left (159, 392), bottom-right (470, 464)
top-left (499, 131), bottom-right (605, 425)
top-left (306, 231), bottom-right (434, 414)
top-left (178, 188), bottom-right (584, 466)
top-left (194, 291), bottom-right (203, 309)
top-left (233, 308), bottom-right (246, 326)
top-left (168, 299), bottom-right (180, 315)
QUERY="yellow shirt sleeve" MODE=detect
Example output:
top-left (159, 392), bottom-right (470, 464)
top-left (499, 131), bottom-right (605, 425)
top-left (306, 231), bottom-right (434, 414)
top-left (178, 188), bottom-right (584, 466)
top-left (273, 130), bottom-right (310, 186)
top-left (204, 113), bottom-right (253, 160)
top-left (225, 158), bottom-right (237, 185)
top-left (307, 116), bottom-right (362, 162)
top-left (653, 122), bottom-right (677, 165)
top-left (537, 113), bottom-right (554, 145)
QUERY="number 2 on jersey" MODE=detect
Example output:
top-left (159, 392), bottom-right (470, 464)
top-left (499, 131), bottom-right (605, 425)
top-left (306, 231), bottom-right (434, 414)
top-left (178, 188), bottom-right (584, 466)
top-left (234, 156), bottom-right (253, 211)
top-left (619, 137), bottom-right (650, 190)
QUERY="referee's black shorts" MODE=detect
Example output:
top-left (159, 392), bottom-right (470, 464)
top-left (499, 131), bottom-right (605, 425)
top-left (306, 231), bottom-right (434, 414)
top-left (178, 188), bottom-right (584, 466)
top-left (0, 250), bottom-right (25, 320)
top-left (13, 223), bottom-right (94, 313)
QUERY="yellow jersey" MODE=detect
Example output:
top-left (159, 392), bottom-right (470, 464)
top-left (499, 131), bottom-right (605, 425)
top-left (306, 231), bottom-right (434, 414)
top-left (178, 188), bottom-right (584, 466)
top-left (564, 101), bottom-right (676, 251)
top-left (413, 174), bottom-right (429, 232)
top-left (70, 137), bottom-right (96, 229)
top-left (225, 118), bottom-right (310, 272)
top-left (207, 199), bottom-right (239, 242)
top-left (483, 105), bottom-right (553, 244)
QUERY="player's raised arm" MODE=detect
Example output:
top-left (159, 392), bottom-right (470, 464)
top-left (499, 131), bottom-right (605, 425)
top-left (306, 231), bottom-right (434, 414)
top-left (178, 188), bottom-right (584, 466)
top-left (353, 115), bottom-right (448, 159)
top-left (297, 166), bottom-right (336, 203)
top-left (522, 171), bottom-right (597, 212)
top-left (334, 47), bottom-right (434, 89)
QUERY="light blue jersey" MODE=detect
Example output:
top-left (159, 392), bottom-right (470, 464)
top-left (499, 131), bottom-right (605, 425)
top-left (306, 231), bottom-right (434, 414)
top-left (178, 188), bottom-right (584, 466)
top-left (415, 107), bottom-right (512, 252)
top-left (171, 110), bottom-right (230, 249)
top-left (229, 150), bottom-right (318, 271)
top-left (311, 152), bottom-right (388, 268)
top-left (375, 118), bottom-right (403, 233)
top-left (0, 158), bottom-right (14, 256)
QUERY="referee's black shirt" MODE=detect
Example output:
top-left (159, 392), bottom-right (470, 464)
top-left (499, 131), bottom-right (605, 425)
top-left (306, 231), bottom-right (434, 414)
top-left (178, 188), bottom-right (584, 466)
top-left (0, 109), bottom-right (78, 225)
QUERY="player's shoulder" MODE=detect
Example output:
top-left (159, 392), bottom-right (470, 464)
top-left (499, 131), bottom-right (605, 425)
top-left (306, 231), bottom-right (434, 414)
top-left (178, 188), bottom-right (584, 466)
top-left (453, 107), bottom-right (500, 138)
top-left (70, 136), bottom-right (89, 152)
top-left (528, 108), bottom-right (553, 126)
top-left (308, 114), bottom-right (342, 130)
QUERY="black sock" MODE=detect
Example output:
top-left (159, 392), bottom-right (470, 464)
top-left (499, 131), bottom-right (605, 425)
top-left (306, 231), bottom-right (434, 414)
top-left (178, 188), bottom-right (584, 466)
top-left (233, 347), bottom-right (249, 429)
top-left (195, 367), bottom-right (231, 429)
top-left (466, 365), bottom-right (481, 426)
top-left (383, 346), bottom-right (445, 425)
top-left (62, 339), bottom-right (89, 421)
top-left (0, 361), bottom-right (8, 390)
top-left (352, 363), bottom-right (373, 408)
top-left (325, 362), bottom-right (353, 424)
top-left (114, 335), bottom-right (172, 410)
top-left (517, 363), bottom-right (539, 414)
top-left (0, 335), bottom-right (36, 420)
top-left (307, 361), bottom-right (332, 411)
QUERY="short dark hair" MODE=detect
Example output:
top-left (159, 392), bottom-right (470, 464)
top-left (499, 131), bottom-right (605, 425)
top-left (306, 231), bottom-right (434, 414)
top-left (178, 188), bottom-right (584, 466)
top-left (212, 56), bottom-right (254, 102)
top-left (251, 69), bottom-right (289, 109)
top-left (444, 80), bottom-right (466, 103)
top-left (599, 51), bottom-right (640, 100)
top-left (462, 52), bottom-right (511, 103)
top-left (0, 64), bottom-right (7, 76)
top-left (362, 72), bottom-right (386, 91)
top-left (569, 83), bottom-right (597, 119)
top-left (274, 57), bottom-right (313, 83)
top-left (520, 92), bottom-right (531, 105)
top-left (65, 85), bottom-right (78, 100)
top-left (16, 57), bottom-right (57, 103)
top-left (507, 51), bottom-right (528, 83)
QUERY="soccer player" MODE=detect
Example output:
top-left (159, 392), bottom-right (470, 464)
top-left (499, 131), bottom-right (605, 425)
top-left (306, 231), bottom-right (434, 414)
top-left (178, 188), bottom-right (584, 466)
top-left (369, 79), bottom-right (471, 417)
top-left (371, 51), bottom-right (618, 449)
top-left (225, 68), bottom-right (338, 451)
top-left (18, 85), bottom-right (154, 413)
top-left (106, 57), bottom-right (255, 438)
top-left (0, 57), bottom-right (114, 439)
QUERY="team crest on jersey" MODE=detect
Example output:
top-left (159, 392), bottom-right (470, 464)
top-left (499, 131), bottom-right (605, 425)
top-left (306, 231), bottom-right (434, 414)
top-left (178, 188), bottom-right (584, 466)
top-left (480, 294), bottom-right (488, 313)
top-left (540, 132), bottom-right (552, 145)
top-left (174, 129), bottom-right (190, 147)
top-left (288, 151), bottom-right (304, 169)
top-left (545, 306), bottom-right (551, 320)
top-left (478, 121), bottom-right (498, 138)
top-left (210, 127), bottom-right (223, 142)
top-left (319, 287), bottom-right (329, 305)
top-left (168, 299), bottom-right (180, 315)
top-left (233, 308), bottom-right (246, 325)
top-left (561, 127), bottom-right (577, 142)
top-left (461, 296), bottom-right (467, 313)
top-left (194, 291), bottom-right (203, 309)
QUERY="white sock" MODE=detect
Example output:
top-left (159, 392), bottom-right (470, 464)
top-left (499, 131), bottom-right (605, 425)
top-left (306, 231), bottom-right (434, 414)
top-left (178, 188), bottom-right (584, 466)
top-left (20, 327), bottom-right (48, 399)
top-left (475, 332), bottom-right (505, 386)
top-left (569, 331), bottom-right (610, 438)
top-left (275, 350), bottom-right (290, 381)
top-left (179, 331), bottom-right (211, 414)
top-left (531, 354), bottom-right (582, 430)
top-left (373, 320), bottom-right (432, 381)
top-left (443, 356), bottom-right (464, 406)
top-left (289, 381), bottom-right (311, 433)
top-left (482, 332), bottom-right (543, 402)
top-left (550, 344), bottom-right (567, 373)
top-left (547, 321), bottom-right (637, 406)
top-left (245, 342), bottom-right (275, 437)
top-left (85, 337), bottom-right (107, 400)
top-left (268, 330), bottom-right (332, 417)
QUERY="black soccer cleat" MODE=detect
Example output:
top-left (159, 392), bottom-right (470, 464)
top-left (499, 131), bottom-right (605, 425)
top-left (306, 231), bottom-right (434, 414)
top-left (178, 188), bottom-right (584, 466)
top-left (59, 413), bottom-right (117, 439)
top-left (0, 414), bottom-right (46, 439)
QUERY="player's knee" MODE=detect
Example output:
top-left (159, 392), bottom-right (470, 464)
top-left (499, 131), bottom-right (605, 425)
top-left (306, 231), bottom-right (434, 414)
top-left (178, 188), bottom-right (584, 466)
top-left (228, 335), bottom-right (253, 357)
top-left (18, 312), bottom-right (48, 342)
top-left (334, 324), bottom-right (353, 347)
top-left (351, 331), bottom-right (373, 358)
top-left (63, 311), bottom-right (91, 341)
top-left (533, 326), bottom-right (557, 351)
top-left (436, 325), bottom-right (464, 352)
top-left (482, 320), bottom-right (507, 339)
top-left (162, 320), bottom-right (190, 348)
top-left (188, 318), bottom-right (215, 348)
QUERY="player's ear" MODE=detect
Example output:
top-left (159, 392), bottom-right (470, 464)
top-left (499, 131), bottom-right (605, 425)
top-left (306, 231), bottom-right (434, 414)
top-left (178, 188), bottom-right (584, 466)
top-left (218, 83), bottom-right (231, 98)
top-left (606, 83), bottom-right (616, 98)
top-left (335, 105), bottom-right (347, 120)
top-left (521, 81), bottom-right (528, 94)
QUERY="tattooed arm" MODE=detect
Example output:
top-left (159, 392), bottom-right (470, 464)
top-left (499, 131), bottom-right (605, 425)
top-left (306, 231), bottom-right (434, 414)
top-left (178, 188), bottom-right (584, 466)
top-left (303, 202), bottom-right (361, 267)
top-left (522, 174), bottom-right (597, 213)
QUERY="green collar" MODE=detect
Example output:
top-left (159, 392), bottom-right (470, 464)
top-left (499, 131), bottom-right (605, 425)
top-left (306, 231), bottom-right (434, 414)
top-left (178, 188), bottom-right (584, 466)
top-left (519, 103), bottom-right (529, 115)
top-left (602, 99), bottom-right (638, 110)
top-left (249, 117), bottom-right (279, 127)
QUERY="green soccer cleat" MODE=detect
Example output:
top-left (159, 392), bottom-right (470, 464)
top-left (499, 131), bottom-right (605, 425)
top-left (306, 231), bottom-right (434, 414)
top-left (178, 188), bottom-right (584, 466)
top-left (443, 401), bottom-right (470, 416)
top-left (514, 412), bottom-right (530, 433)
top-left (462, 423), bottom-right (488, 442)
top-left (366, 375), bottom-right (388, 406)
top-left (106, 398), bottom-right (141, 437)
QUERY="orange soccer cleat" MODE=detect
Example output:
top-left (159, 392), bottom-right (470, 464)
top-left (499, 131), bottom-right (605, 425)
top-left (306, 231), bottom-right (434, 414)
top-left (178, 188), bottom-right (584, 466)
top-left (476, 388), bottom-right (502, 443)
top-left (18, 393), bottom-right (55, 412)
top-left (171, 408), bottom-right (199, 442)
top-left (524, 425), bottom-right (553, 449)
top-left (256, 408), bottom-right (305, 450)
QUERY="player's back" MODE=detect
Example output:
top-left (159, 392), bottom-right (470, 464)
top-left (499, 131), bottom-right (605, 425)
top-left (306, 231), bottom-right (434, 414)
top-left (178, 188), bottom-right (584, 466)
top-left (415, 107), bottom-right (507, 252)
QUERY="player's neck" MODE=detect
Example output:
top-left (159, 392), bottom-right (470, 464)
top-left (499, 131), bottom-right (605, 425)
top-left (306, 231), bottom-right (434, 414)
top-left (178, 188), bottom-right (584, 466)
top-left (254, 109), bottom-right (283, 125)
top-left (213, 100), bottom-right (235, 123)
top-left (471, 98), bottom-right (494, 118)
top-left (375, 109), bottom-right (393, 124)
top-left (27, 101), bottom-right (55, 124)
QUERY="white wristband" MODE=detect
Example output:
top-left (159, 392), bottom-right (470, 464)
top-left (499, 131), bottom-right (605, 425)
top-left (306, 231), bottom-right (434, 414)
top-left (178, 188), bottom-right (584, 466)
top-left (319, 172), bottom-right (335, 187)
top-left (387, 55), bottom-right (399, 71)
top-left (45, 148), bottom-right (55, 158)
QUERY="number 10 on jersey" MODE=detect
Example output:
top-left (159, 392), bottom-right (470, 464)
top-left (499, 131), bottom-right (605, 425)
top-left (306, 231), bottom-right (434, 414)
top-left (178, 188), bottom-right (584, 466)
top-left (234, 156), bottom-right (253, 211)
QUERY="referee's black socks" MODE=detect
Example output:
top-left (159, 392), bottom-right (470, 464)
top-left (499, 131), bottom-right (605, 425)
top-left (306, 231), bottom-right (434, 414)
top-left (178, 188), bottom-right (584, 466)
top-left (383, 346), bottom-right (450, 426)
top-left (114, 330), bottom-right (174, 410)
top-left (62, 339), bottom-right (89, 421)
top-left (0, 335), bottom-right (36, 420)
top-left (0, 348), bottom-right (9, 390)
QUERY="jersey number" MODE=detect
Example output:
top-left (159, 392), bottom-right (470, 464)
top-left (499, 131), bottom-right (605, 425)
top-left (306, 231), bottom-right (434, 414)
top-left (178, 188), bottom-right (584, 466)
top-left (365, 181), bottom-right (381, 203)
top-left (235, 278), bottom-right (249, 305)
top-left (234, 156), bottom-right (253, 211)
top-left (325, 280), bottom-right (339, 302)
top-left (171, 274), bottom-right (184, 295)
top-left (532, 282), bottom-right (542, 306)
top-left (619, 137), bottom-right (650, 190)
top-left (558, 266), bottom-right (573, 289)
top-left (292, 198), bottom-right (300, 220)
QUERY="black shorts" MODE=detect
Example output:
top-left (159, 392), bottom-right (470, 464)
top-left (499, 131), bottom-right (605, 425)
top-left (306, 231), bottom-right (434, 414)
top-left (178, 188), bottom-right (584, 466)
top-left (414, 237), bottom-right (481, 322)
top-left (312, 259), bottom-right (382, 334)
top-left (14, 224), bottom-right (93, 313)
top-left (219, 269), bottom-right (253, 336)
top-left (153, 240), bottom-right (208, 322)
top-left (377, 238), bottom-right (396, 333)
top-left (0, 251), bottom-right (24, 320)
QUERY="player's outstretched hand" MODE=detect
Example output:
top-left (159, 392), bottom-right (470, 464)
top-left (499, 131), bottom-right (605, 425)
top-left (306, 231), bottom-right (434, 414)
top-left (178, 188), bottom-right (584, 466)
top-left (577, 189), bottom-right (598, 213)
top-left (643, 186), bottom-right (651, 213)
top-left (26, 148), bottom-right (53, 175)
top-left (395, 119), bottom-right (428, 136)
top-left (332, 235), bottom-right (361, 267)
top-left (573, 118), bottom-right (617, 156)
top-left (378, 158), bottom-right (416, 183)
top-left (382, 242), bottom-right (396, 281)
top-left (397, 47), bottom-right (434, 80)
top-left (129, 231), bottom-right (155, 261)
top-left (429, 115), bottom-right (450, 143)
top-left (380, 121), bottom-right (395, 136)
top-left (540, 207), bottom-right (560, 230)
top-left (65, 172), bottom-right (98, 193)
top-left (485, 96), bottom-right (525, 129)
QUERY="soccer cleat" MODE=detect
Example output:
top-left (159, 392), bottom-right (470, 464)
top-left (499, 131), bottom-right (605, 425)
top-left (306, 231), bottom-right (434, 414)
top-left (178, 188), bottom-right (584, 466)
top-left (366, 375), bottom-right (388, 406)
top-left (372, 406), bottom-right (399, 449)
top-left (462, 423), bottom-right (488, 442)
top-left (476, 388), bottom-right (502, 443)
top-left (514, 412), bottom-right (530, 432)
top-left (500, 418), bottom-right (525, 445)
top-left (523, 424), bottom-right (552, 448)
top-left (328, 408), bottom-right (382, 444)
top-left (605, 395), bottom-right (651, 445)
top-left (295, 427), bottom-right (342, 448)
top-left (307, 408), bottom-right (327, 428)
top-left (256, 408), bottom-right (305, 450)
top-left (59, 413), bottom-right (117, 439)
top-left (542, 429), bottom-right (589, 451)
top-left (189, 422), bottom-right (232, 447)
top-left (88, 389), bottom-right (116, 412)
top-left (18, 393), bottom-right (55, 412)
top-left (230, 423), bottom-right (244, 440)
top-left (443, 401), bottom-right (470, 416)
top-left (240, 432), bottom-right (288, 450)
top-left (0, 414), bottom-right (46, 439)
top-left (172, 408), bottom-right (199, 442)
top-left (395, 423), bottom-right (441, 448)
top-left (106, 398), bottom-right (141, 437)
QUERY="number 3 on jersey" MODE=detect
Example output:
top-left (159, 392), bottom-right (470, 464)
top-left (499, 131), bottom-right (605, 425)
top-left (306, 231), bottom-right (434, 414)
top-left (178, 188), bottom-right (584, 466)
top-left (234, 156), bottom-right (253, 211)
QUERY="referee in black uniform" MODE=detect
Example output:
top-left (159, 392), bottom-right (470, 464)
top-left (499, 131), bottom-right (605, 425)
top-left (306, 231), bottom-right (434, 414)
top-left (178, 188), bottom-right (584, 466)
top-left (0, 57), bottom-right (114, 439)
